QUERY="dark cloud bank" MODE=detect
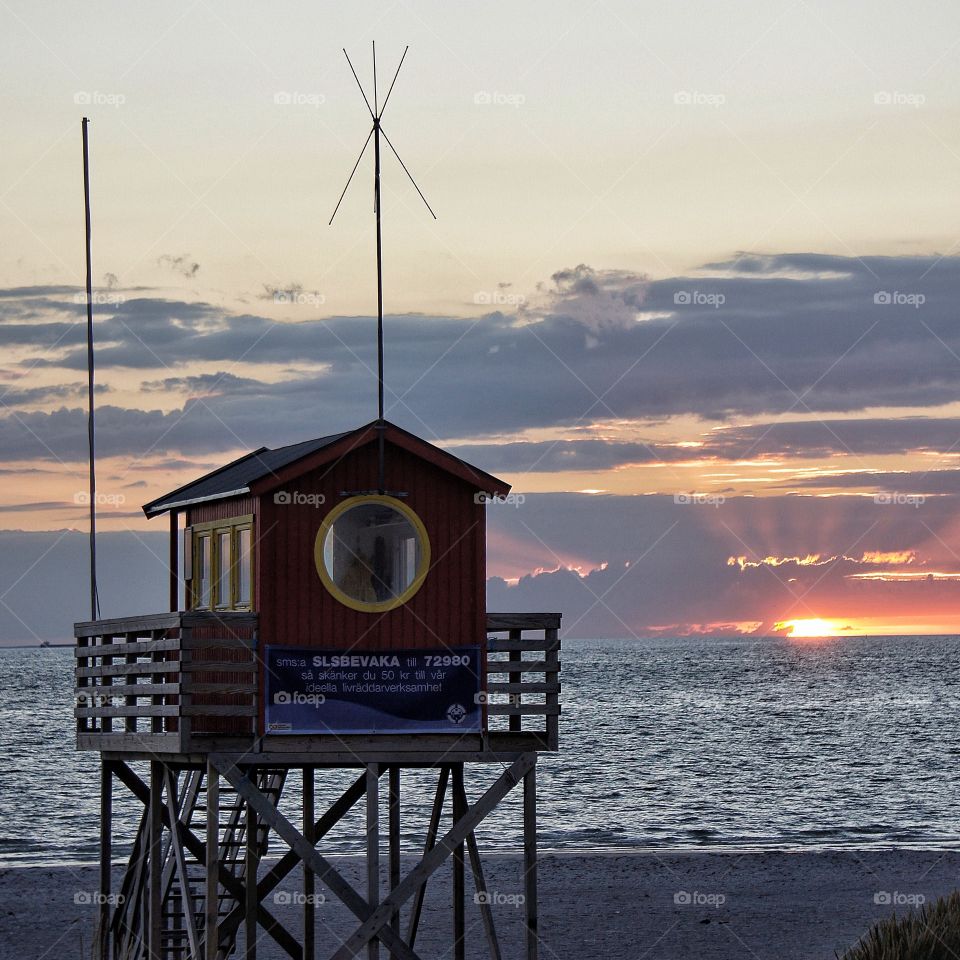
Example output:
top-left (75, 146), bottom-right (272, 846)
top-left (3, 253), bottom-right (960, 464)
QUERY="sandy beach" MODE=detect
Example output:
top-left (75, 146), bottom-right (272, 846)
top-left (2, 848), bottom-right (957, 959)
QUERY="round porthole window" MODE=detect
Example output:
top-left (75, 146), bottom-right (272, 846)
top-left (315, 496), bottom-right (430, 613)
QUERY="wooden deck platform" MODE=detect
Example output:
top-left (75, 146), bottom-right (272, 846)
top-left (74, 612), bottom-right (561, 760)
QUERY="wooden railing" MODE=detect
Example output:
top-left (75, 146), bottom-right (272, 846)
top-left (74, 611), bottom-right (561, 754)
top-left (485, 613), bottom-right (561, 751)
top-left (75, 612), bottom-right (258, 753)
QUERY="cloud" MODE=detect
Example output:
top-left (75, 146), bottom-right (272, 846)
top-left (452, 417), bottom-right (960, 473)
top-left (484, 491), bottom-right (960, 636)
top-left (157, 254), bottom-right (200, 278)
top-left (4, 253), bottom-right (960, 461)
top-left (784, 469), bottom-right (960, 495)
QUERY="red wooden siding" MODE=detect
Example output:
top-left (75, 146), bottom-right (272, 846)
top-left (256, 439), bottom-right (486, 652)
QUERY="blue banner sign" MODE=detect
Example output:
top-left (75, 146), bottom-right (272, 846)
top-left (265, 645), bottom-right (482, 734)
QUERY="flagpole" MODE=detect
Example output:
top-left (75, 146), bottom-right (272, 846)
top-left (82, 117), bottom-right (99, 620)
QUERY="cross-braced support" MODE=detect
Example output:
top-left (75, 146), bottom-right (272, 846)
top-left (97, 752), bottom-right (539, 960)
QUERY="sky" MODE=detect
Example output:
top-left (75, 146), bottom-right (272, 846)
top-left (4, 0), bottom-right (960, 641)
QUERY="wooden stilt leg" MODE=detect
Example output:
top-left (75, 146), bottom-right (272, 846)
top-left (453, 773), bottom-right (501, 960)
top-left (453, 764), bottom-right (465, 960)
top-left (303, 767), bottom-right (315, 960)
top-left (98, 759), bottom-right (112, 960)
top-left (367, 763), bottom-right (380, 960)
top-left (245, 772), bottom-right (258, 960)
top-left (388, 766), bottom-right (400, 955)
top-left (206, 760), bottom-right (220, 960)
top-left (407, 765), bottom-right (448, 950)
top-left (148, 761), bottom-right (162, 960)
top-left (523, 758), bottom-right (538, 960)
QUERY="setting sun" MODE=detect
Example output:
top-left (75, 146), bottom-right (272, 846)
top-left (775, 618), bottom-right (845, 638)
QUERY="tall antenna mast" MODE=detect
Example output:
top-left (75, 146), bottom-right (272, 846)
top-left (81, 117), bottom-right (100, 620)
top-left (330, 42), bottom-right (436, 493)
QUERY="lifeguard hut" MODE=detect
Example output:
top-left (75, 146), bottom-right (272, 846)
top-left (73, 44), bottom-right (560, 960)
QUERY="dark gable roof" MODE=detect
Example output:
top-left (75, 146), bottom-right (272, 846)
top-left (142, 421), bottom-right (510, 517)
top-left (142, 431), bottom-right (350, 517)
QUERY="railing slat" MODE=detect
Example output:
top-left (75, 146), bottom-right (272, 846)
top-left (487, 637), bottom-right (560, 653)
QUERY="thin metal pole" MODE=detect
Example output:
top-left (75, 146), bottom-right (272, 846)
top-left (81, 117), bottom-right (98, 620)
top-left (374, 108), bottom-right (386, 492)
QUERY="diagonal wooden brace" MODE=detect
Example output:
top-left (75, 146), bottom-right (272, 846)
top-left (219, 770), bottom-right (371, 942)
top-left (111, 761), bottom-right (302, 959)
top-left (331, 753), bottom-right (536, 960)
top-left (211, 756), bottom-right (423, 960)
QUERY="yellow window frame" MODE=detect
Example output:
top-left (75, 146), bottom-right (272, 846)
top-left (190, 515), bottom-right (254, 611)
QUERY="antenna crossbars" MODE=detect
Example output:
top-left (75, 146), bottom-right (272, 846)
top-left (329, 42), bottom-right (435, 492)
